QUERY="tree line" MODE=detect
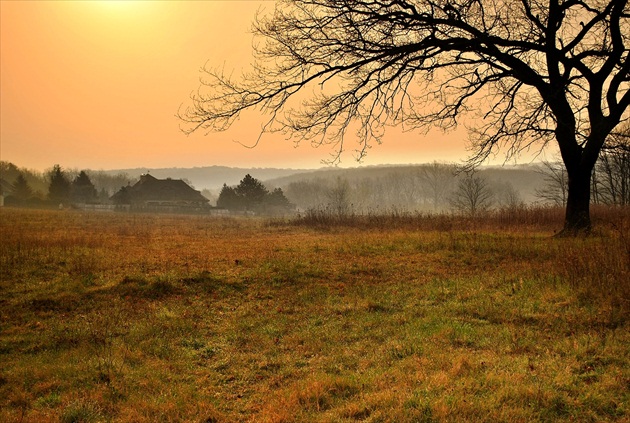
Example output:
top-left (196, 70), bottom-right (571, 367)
top-left (0, 162), bottom-right (133, 207)
top-left (216, 174), bottom-right (294, 215)
top-left (280, 164), bottom-right (520, 216)
top-left (3, 138), bottom-right (628, 214)
top-left (279, 142), bottom-right (630, 217)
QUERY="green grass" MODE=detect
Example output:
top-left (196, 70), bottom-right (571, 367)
top-left (0, 207), bottom-right (628, 422)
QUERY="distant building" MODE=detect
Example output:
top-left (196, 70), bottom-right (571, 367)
top-left (111, 174), bottom-right (210, 212)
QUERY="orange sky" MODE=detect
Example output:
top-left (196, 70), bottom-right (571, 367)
top-left (1, 0), bottom-right (549, 172)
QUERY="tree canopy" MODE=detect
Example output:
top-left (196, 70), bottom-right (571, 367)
top-left (11, 173), bottom-right (33, 202)
top-left (450, 172), bottom-right (495, 216)
top-left (71, 171), bottom-right (98, 204)
top-left (217, 174), bottom-right (293, 214)
top-left (48, 165), bottom-right (71, 205)
top-left (180, 0), bottom-right (629, 233)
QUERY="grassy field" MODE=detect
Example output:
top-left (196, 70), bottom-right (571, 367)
top-left (0, 207), bottom-right (628, 422)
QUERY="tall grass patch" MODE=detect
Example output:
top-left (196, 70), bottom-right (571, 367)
top-left (0, 207), bottom-right (628, 422)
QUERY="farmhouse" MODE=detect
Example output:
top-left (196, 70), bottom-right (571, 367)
top-left (111, 174), bottom-right (209, 212)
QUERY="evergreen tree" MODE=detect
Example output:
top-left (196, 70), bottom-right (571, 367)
top-left (218, 176), bottom-right (293, 214)
top-left (265, 188), bottom-right (291, 209)
top-left (1, 161), bottom-right (48, 195)
top-left (112, 185), bottom-right (131, 206)
top-left (264, 188), bottom-right (294, 214)
top-left (48, 165), bottom-right (71, 205)
top-left (235, 174), bottom-right (268, 211)
top-left (216, 184), bottom-right (240, 210)
top-left (71, 170), bottom-right (97, 204)
top-left (12, 173), bottom-right (33, 202)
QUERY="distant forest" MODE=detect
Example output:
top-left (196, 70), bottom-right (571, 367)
top-left (264, 164), bottom-right (548, 213)
top-left (2, 158), bottom-right (628, 213)
top-left (0, 161), bottom-right (135, 205)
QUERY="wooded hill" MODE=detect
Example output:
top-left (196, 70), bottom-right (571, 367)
top-left (102, 164), bottom-right (546, 204)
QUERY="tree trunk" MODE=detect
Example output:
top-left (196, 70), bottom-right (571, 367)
top-left (554, 121), bottom-right (604, 236)
top-left (561, 168), bottom-right (592, 235)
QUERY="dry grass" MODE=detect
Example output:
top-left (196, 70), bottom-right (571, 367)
top-left (0, 207), bottom-right (628, 422)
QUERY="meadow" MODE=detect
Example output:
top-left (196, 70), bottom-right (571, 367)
top-left (0, 207), bottom-right (628, 422)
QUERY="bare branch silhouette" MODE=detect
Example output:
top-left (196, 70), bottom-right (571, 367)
top-left (179, 0), bottom-right (630, 233)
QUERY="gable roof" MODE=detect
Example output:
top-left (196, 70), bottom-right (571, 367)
top-left (112, 174), bottom-right (208, 203)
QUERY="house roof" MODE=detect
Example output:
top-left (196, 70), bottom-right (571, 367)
top-left (112, 174), bottom-right (208, 203)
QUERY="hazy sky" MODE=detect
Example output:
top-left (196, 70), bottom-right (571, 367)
top-left (1, 0), bottom-right (548, 172)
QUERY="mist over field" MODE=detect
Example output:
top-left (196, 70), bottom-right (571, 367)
top-left (99, 163), bottom-right (544, 213)
top-left (1, 160), bottom-right (550, 212)
top-left (99, 164), bottom-right (544, 198)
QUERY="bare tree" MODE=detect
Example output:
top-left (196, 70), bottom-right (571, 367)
top-left (450, 172), bottom-right (495, 216)
top-left (418, 162), bottom-right (456, 211)
top-left (595, 126), bottom-right (630, 205)
top-left (536, 161), bottom-right (569, 206)
top-left (285, 179), bottom-right (330, 210)
top-left (327, 176), bottom-right (352, 215)
top-left (494, 181), bottom-right (524, 210)
top-left (87, 171), bottom-right (134, 197)
top-left (180, 0), bottom-right (630, 234)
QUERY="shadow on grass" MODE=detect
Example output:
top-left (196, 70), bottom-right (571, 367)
top-left (107, 271), bottom-right (246, 300)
